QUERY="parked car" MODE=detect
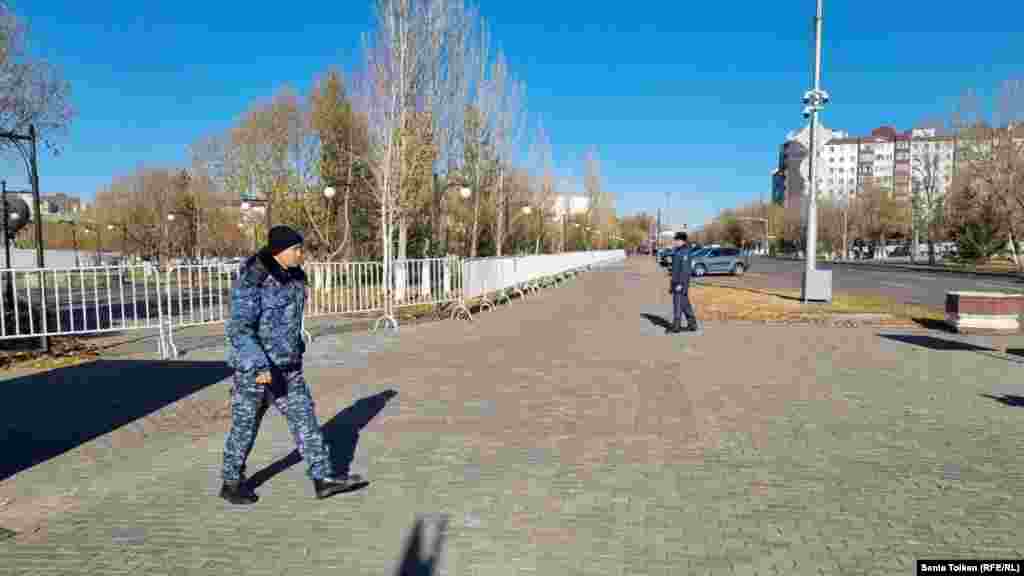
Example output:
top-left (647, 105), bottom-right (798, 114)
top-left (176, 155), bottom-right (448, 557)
top-left (690, 247), bottom-right (749, 277)
top-left (660, 246), bottom-right (712, 269)
top-left (657, 248), bottom-right (674, 268)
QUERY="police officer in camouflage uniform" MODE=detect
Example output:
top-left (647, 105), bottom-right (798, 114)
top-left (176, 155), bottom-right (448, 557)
top-left (220, 225), bottom-right (365, 504)
top-left (668, 231), bottom-right (699, 333)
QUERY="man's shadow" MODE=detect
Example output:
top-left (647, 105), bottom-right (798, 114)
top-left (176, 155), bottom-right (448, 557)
top-left (640, 313), bottom-right (672, 330)
top-left (247, 389), bottom-right (398, 489)
top-left (394, 514), bottom-right (449, 576)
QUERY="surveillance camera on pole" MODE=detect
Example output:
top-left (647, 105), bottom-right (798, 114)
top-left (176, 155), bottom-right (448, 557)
top-left (0, 194), bottom-right (31, 238)
top-left (800, 0), bottom-right (832, 304)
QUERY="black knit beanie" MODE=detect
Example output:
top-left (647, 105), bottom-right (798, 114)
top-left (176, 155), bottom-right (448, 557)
top-left (268, 225), bottom-right (303, 255)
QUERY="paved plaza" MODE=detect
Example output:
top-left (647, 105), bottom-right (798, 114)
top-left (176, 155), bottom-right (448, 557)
top-left (1, 257), bottom-right (1023, 575)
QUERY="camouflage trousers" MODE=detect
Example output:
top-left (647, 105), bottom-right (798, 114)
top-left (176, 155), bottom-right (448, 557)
top-left (222, 367), bottom-right (332, 482)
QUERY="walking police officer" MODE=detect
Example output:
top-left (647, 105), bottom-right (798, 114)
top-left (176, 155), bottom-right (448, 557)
top-left (668, 231), bottom-right (698, 333)
top-left (221, 225), bottom-right (365, 504)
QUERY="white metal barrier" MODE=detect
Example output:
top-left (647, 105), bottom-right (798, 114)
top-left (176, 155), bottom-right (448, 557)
top-left (461, 250), bottom-right (625, 312)
top-left (0, 264), bottom-right (166, 341)
top-left (0, 250), bottom-right (625, 357)
top-left (160, 263), bottom-right (241, 358)
top-left (305, 261), bottom-right (387, 317)
top-left (390, 257), bottom-right (463, 308)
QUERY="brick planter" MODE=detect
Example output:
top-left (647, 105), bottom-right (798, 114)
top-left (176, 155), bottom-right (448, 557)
top-left (945, 291), bottom-right (1024, 334)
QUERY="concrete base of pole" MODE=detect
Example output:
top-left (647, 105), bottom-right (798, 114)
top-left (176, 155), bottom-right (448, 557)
top-left (801, 268), bottom-right (833, 302)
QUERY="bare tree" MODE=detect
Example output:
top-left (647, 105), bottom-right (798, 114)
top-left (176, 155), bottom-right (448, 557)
top-left (582, 147), bottom-right (604, 248)
top-left (854, 182), bottom-right (904, 258)
top-left (348, 0), bottom-right (437, 319)
top-left (815, 198), bottom-right (845, 259)
top-left (310, 68), bottom-right (367, 260)
top-left (527, 118), bottom-right (556, 254)
top-left (218, 89), bottom-right (302, 245)
top-left (781, 201), bottom-right (804, 253)
top-left (395, 109), bottom-right (438, 259)
top-left (421, 0), bottom-right (474, 255)
top-left (0, 5), bottom-right (74, 153)
top-left (457, 13), bottom-right (496, 258)
top-left (490, 50), bottom-right (527, 256)
top-left (953, 81), bottom-right (1024, 270)
top-left (911, 147), bottom-right (948, 265)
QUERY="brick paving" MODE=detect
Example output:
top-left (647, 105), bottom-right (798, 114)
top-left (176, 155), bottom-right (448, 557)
top-left (2, 256), bottom-right (1023, 575)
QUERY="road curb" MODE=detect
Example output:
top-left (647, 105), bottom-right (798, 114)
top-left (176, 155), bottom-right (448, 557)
top-left (764, 256), bottom-right (1024, 280)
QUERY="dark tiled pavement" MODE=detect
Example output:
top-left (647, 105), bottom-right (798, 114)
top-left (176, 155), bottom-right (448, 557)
top-left (1, 257), bottom-right (1023, 575)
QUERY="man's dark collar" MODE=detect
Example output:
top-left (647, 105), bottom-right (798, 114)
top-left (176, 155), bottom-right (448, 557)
top-left (255, 248), bottom-right (305, 284)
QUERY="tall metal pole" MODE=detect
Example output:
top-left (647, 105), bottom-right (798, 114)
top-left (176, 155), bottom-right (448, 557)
top-left (665, 191), bottom-right (671, 233)
top-left (264, 195), bottom-right (272, 240)
top-left (29, 125), bottom-right (48, 352)
top-left (2, 180), bottom-right (11, 318)
top-left (802, 0), bottom-right (825, 302)
top-left (2, 180), bottom-right (10, 270)
top-left (656, 208), bottom-right (662, 251)
top-left (194, 201), bottom-right (200, 262)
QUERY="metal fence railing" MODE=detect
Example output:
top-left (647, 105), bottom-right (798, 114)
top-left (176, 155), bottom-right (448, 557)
top-left (305, 260), bottom-right (387, 318)
top-left (391, 257), bottom-right (467, 321)
top-left (0, 264), bottom-right (165, 340)
top-left (0, 250), bottom-right (626, 358)
top-left (462, 250), bottom-right (626, 310)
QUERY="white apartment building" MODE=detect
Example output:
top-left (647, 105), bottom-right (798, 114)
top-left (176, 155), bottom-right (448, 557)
top-left (777, 124), bottom-right (1024, 216)
top-left (910, 130), bottom-right (956, 200)
top-left (822, 139), bottom-right (859, 203)
top-left (778, 122), bottom-right (849, 210)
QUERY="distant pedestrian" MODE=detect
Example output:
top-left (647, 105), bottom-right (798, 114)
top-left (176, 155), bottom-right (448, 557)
top-left (668, 231), bottom-right (698, 333)
top-left (220, 225), bottom-right (365, 505)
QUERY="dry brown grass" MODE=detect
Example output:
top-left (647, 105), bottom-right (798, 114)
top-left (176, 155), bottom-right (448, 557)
top-left (689, 283), bottom-right (943, 325)
top-left (0, 336), bottom-right (100, 372)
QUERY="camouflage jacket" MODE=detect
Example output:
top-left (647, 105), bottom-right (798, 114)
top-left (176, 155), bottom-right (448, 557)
top-left (225, 249), bottom-right (307, 373)
top-left (670, 245), bottom-right (693, 287)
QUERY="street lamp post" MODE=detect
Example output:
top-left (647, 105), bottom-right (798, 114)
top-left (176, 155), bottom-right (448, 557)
top-left (81, 224), bottom-right (103, 265)
top-left (240, 201), bottom-right (255, 251)
top-left (1, 124), bottom-right (47, 351)
top-left (75, 222), bottom-right (103, 265)
top-left (107, 223), bottom-right (129, 262)
top-left (323, 185), bottom-right (337, 257)
top-left (800, 0), bottom-right (831, 302)
top-left (0, 182), bottom-right (31, 270)
top-left (509, 204), bottom-right (533, 253)
top-left (565, 212), bottom-right (573, 252)
top-left (0, 181), bottom-right (30, 314)
top-left (459, 186), bottom-right (472, 256)
top-left (165, 213), bottom-right (176, 265)
top-left (1, 181), bottom-right (9, 272)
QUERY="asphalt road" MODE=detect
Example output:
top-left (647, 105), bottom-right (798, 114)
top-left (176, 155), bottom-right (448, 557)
top-left (704, 256), bottom-right (1024, 310)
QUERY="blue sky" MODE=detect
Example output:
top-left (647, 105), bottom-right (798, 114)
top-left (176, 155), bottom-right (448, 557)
top-left (4, 0), bottom-right (1023, 230)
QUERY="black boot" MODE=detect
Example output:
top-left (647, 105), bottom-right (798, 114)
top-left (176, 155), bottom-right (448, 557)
top-left (685, 319), bottom-right (699, 332)
top-left (667, 318), bottom-right (682, 334)
top-left (220, 480), bottom-right (259, 505)
top-left (314, 473), bottom-right (368, 500)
